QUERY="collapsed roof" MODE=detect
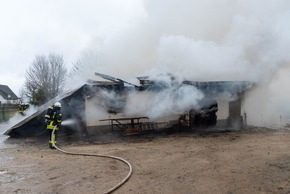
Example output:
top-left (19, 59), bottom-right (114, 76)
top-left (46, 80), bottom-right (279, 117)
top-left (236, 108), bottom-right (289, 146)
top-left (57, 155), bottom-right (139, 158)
top-left (5, 85), bottom-right (86, 137)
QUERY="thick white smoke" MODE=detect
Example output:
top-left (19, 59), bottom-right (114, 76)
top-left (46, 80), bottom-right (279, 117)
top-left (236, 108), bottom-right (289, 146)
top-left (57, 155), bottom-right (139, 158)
top-left (125, 82), bottom-right (204, 120)
top-left (67, 0), bottom-right (290, 126)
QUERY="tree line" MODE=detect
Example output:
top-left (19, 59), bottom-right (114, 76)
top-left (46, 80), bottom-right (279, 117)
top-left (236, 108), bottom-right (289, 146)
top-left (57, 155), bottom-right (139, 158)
top-left (21, 53), bottom-right (69, 106)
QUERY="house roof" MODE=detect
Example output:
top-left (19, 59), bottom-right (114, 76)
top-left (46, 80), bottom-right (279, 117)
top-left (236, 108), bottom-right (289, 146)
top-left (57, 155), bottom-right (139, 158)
top-left (0, 84), bottom-right (19, 100)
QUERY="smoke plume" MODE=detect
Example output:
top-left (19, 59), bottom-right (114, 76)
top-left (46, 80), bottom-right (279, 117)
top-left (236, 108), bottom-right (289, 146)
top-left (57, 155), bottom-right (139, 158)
top-left (67, 0), bottom-right (290, 126)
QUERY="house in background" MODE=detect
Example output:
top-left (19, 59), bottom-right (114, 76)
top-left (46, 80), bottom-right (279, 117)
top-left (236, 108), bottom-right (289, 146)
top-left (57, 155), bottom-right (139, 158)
top-left (0, 84), bottom-right (19, 104)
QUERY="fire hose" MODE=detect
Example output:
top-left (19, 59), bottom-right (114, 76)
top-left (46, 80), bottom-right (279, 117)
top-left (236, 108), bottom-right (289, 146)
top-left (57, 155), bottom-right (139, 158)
top-left (51, 126), bottom-right (133, 194)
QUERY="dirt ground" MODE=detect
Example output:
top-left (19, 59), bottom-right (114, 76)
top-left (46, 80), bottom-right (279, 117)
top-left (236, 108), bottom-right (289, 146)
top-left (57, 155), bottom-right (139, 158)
top-left (1, 127), bottom-right (290, 194)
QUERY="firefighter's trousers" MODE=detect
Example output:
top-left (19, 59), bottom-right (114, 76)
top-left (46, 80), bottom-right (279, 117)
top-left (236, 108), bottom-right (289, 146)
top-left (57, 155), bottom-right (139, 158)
top-left (47, 121), bottom-right (59, 149)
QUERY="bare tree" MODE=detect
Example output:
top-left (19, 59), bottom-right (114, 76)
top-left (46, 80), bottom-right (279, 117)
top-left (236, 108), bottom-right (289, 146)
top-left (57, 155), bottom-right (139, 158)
top-left (67, 58), bottom-right (81, 78)
top-left (23, 53), bottom-right (67, 105)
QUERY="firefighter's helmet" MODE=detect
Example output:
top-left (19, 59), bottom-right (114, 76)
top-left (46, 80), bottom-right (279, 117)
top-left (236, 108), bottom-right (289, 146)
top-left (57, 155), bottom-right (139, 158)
top-left (54, 102), bottom-right (61, 108)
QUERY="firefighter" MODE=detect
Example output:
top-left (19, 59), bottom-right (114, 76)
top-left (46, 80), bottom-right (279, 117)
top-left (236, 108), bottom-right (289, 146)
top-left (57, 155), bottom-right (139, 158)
top-left (45, 102), bottom-right (62, 149)
top-left (18, 103), bottom-right (29, 116)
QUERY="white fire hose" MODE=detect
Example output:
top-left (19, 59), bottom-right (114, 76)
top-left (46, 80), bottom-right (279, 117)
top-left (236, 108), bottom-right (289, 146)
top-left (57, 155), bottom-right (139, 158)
top-left (51, 126), bottom-right (133, 194)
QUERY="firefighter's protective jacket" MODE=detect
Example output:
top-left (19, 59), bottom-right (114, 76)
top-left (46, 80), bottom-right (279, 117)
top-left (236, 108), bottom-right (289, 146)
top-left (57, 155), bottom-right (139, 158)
top-left (45, 106), bottom-right (62, 130)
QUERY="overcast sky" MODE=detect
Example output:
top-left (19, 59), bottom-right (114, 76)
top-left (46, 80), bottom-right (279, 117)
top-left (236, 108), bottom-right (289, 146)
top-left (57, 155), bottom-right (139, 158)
top-left (0, 0), bottom-right (145, 95)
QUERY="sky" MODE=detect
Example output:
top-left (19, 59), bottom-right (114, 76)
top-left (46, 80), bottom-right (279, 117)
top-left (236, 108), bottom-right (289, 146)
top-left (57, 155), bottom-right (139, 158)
top-left (0, 0), bottom-right (145, 94)
top-left (1, 0), bottom-right (290, 126)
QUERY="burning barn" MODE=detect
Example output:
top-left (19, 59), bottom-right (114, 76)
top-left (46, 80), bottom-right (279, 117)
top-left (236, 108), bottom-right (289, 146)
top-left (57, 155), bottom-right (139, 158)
top-left (5, 72), bottom-right (254, 137)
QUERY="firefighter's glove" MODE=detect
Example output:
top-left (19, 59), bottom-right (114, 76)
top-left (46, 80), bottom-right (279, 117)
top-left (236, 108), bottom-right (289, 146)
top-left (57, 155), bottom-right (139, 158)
top-left (45, 120), bottom-right (50, 125)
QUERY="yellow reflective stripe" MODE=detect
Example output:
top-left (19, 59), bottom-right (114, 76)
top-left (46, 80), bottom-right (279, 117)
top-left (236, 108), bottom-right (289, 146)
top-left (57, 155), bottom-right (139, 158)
top-left (46, 121), bottom-right (59, 130)
top-left (47, 121), bottom-right (54, 129)
top-left (47, 126), bottom-right (59, 130)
